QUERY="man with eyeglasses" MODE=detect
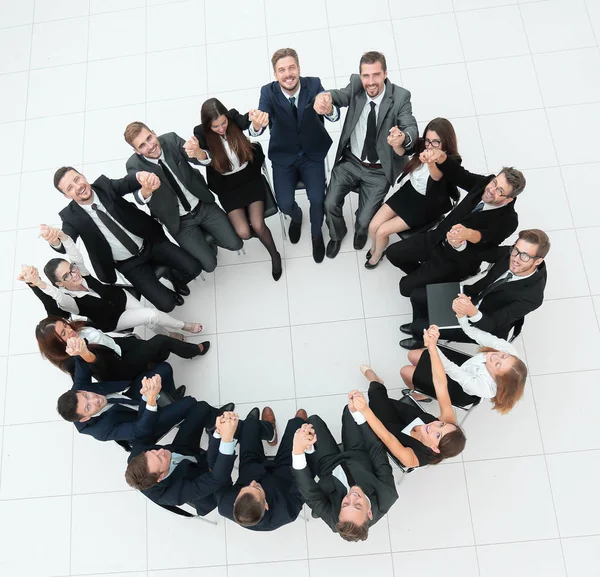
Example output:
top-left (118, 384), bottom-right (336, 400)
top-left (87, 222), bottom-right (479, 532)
top-left (400, 228), bottom-right (549, 348)
top-left (386, 149), bottom-right (526, 348)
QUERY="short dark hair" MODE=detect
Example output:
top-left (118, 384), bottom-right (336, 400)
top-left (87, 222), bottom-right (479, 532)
top-left (57, 390), bottom-right (80, 422)
top-left (359, 51), bottom-right (387, 73)
top-left (335, 520), bottom-right (370, 542)
top-left (271, 48), bottom-right (299, 70)
top-left (53, 166), bottom-right (78, 192)
top-left (500, 167), bottom-right (526, 198)
top-left (124, 121), bottom-right (151, 146)
top-left (518, 228), bottom-right (551, 259)
top-left (125, 453), bottom-right (160, 490)
top-left (44, 258), bottom-right (68, 287)
top-left (233, 491), bottom-right (266, 526)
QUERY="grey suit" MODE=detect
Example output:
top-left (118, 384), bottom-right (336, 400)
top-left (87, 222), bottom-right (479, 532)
top-left (126, 132), bottom-right (242, 272)
top-left (325, 76), bottom-right (418, 241)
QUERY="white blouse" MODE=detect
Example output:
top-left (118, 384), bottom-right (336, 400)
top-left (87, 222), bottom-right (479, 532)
top-left (220, 136), bottom-right (249, 176)
top-left (436, 316), bottom-right (520, 399)
top-left (395, 158), bottom-right (429, 195)
top-left (78, 327), bottom-right (122, 357)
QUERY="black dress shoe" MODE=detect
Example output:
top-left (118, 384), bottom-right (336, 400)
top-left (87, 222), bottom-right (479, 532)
top-left (353, 232), bottom-right (367, 250)
top-left (174, 385), bottom-right (186, 400)
top-left (272, 252), bottom-right (282, 281)
top-left (399, 337), bottom-right (425, 350)
top-left (198, 341), bottom-right (210, 355)
top-left (172, 281), bottom-right (190, 296)
top-left (326, 239), bottom-right (342, 259)
top-left (366, 249), bottom-right (372, 260)
top-left (312, 235), bottom-right (325, 263)
top-left (173, 293), bottom-right (185, 306)
top-left (217, 402), bottom-right (235, 416)
top-left (247, 407), bottom-right (259, 419)
top-left (289, 214), bottom-right (302, 244)
top-left (399, 323), bottom-right (412, 335)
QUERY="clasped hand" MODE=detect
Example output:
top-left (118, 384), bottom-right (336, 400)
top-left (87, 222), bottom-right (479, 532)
top-left (313, 92), bottom-right (333, 115)
top-left (214, 411), bottom-right (238, 442)
top-left (387, 126), bottom-right (406, 148)
top-left (347, 390), bottom-right (368, 413)
top-left (248, 109), bottom-right (269, 131)
top-left (293, 423), bottom-right (317, 454)
top-left (136, 171), bottom-right (160, 192)
top-left (65, 336), bottom-right (88, 357)
top-left (452, 293), bottom-right (477, 318)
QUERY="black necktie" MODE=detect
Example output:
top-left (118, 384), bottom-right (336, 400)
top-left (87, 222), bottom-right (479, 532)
top-left (289, 96), bottom-right (298, 121)
top-left (340, 461), bottom-right (356, 488)
top-left (361, 102), bottom-right (378, 163)
top-left (107, 397), bottom-right (139, 409)
top-left (473, 272), bottom-right (513, 305)
top-left (471, 201), bottom-right (484, 214)
top-left (158, 159), bottom-right (192, 213)
top-left (91, 204), bottom-right (139, 255)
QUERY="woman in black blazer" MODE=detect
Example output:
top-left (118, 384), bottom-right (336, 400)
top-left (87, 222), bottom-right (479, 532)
top-left (35, 316), bottom-right (210, 382)
top-left (188, 98), bottom-right (282, 281)
top-left (365, 118), bottom-right (461, 269)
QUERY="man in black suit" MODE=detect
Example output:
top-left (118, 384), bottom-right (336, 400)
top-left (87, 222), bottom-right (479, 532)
top-left (213, 407), bottom-right (305, 531)
top-left (292, 404), bottom-right (398, 542)
top-left (313, 50), bottom-right (418, 257)
top-left (52, 167), bottom-right (202, 312)
top-left (400, 229), bottom-right (550, 349)
top-left (250, 48), bottom-right (335, 262)
top-left (56, 359), bottom-right (192, 443)
top-left (387, 149), bottom-right (526, 309)
top-left (125, 403), bottom-right (237, 516)
top-left (124, 122), bottom-right (243, 273)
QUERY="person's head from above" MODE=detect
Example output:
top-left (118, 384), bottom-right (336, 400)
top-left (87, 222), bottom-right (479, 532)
top-left (358, 51), bottom-right (387, 98)
top-left (509, 229), bottom-right (550, 276)
top-left (415, 420), bottom-right (466, 464)
top-left (271, 48), bottom-right (300, 94)
top-left (35, 316), bottom-right (89, 371)
top-left (125, 121), bottom-right (162, 159)
top-left (54, 167), bottom-right (93, 205)
top-left (233, 480), bottom-right (269, 527)
top-left (335, 485), bottom-right (372, 541)
top-left (200, 97), bottom-right (254, 173)
top-left (44, 258), bottom-right (84, 290)
top-left (481, 167), bottom-right (526, 207)
top-left (56, 389), bottom-right (108, 423)
top-left (481, 349), bottom-right (528, 414)
top-left (125, 448), bottom-right (172, 490)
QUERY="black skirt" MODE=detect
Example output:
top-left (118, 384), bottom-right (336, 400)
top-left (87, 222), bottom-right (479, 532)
top-left (386, 180), bottom-right (429, 228)
top-left (413, 348), bottom-right (481, 407)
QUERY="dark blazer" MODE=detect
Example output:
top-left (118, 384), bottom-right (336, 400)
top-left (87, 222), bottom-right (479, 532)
top-left (293, 420), bottom-right (398, 532)
top-left (257, 76), bottom-right (333, 166)
top-left (208, 435), bottom-right (303, 531)
top-left (126, 132), bottom-right (216, 236)
top-left (130, 409), bottom-right (237, 516)
top-left (328, 75), bottom-right (418, 184)
top-left (427, 156), bottom-right (519, 264)
top-left (56, 173), bottom-right (166, 284)
top-left (464, 246), bottom-right (547, 338)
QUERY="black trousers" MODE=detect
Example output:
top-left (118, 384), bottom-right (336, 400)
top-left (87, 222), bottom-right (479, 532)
top-left (387, 234), bottom-right (480, 297)
top-left (116, 238), bottom-right (202, 312)
top-left (171, 400), bottom-right (217, 452)
top-left (409, 286), bottom-right (476, 342)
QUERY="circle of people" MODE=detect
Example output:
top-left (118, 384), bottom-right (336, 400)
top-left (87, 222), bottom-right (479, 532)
top-left (23, 49), bottom-right (548, 543)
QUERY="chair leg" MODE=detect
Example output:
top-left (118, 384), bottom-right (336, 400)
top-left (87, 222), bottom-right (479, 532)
top-left (237, 247), bottom-right (246, 256)
top-left (279, 211), bottom-right (288, 241)
top-left (199, 271), bottom-right (206, 282)
top-left (196, 516), bottom-right (218, 526)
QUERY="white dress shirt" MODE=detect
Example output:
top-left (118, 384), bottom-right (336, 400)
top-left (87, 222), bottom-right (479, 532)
top-left (79, 193), bottom-right (143, 262)
top-left (349, 86), bottom-right (386, 163)
top-left (92, 392), bottom-right (151, 417)
top-left (437, 316), bottom-right (520, 398)
top-left (142, 152), bottom-right (202, 216)
top-left (78, 326), bottom-right (122, 356)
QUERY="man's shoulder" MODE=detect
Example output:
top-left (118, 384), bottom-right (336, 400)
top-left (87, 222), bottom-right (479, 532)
top-left (126, 152), bottom-right (143, 167)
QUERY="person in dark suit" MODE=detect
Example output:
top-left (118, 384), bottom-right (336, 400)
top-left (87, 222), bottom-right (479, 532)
top-left (124, 402), bottom-right (237, 516)
top-left (292, 405), bottom-right (398, 541)
top-left (185, 98), bottom-right (282, 281)
top-left (56, 359), bottom-right (194, 443)
top-left (313, 50), bottom-right (418, 257)
top-left (400, 229), bottom-right (550, 349)
top-left (386, 150), bottom-right (526, 327)
top-left (124, 122), bottom-right (243, 273)
top-left (52, 167), bottom-right (202, 312)
top-left (250, 48), bottom-right (335, 262)
top-left (213, 406), bottom-right (305, 531)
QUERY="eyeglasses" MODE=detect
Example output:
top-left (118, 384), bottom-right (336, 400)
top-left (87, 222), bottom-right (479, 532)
top-left (61, 263), bottom-right (79, 282)
top-left (424, 138), bottom-right (442, 148)
top-left (489, 178), bottom-right (509, 197)
top-left (510, 245), bottom-right (540, 263)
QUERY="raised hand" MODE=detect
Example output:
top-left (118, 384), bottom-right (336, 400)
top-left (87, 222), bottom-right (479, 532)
top-left (140, 374), bottom-right (162, 405)
top-left (452, 294), bottom-right (477, 318)
top-left (446, 224), bottom-right (471, 246)
top-left (219, 411), bottom-right (239, 442)
top-left (65, 336), bottom-right (88, 357)
top-left (293, 423), bottom-right (316, 454)
top-left (423, 325), bottom-right (440, 347)
top-left (349, 390), bottom-right (368, 412)
top-left (422, 148), bottom-right (446, 164)
top-left (40, 224), bottom-right (64, 246)
top-left (314, 92), bottom-right (333, 115)
top-left (18, 264), bottom-right (42, 286)
top-left (387, 126), bottom-right (406, 149)
top-left (136, 171), bottom-right (161, 192)
top-left (184, 135), bottom-right (201, 159)
top-left (248, 109), bottom-right (269, 130)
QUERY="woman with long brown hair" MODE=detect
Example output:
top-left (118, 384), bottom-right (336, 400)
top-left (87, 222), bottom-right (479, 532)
top-left (365, 117), bottom-right (461, 269)
top-left (401, 310), bottom-right (528, 414)
top-left (36, 316), bottom-right (210, 382)
top-left (186, 98), bottom-right (282, 281)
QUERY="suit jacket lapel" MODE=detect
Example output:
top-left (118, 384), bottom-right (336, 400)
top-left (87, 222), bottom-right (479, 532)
top-left (274, 86), bottom-right (294, 119)
top-left (349, 91), bottom-right (367, 136)
top-left (297, 77), bottom-right (309, 124)
top-left (376, 82), bottom-right (393, 134)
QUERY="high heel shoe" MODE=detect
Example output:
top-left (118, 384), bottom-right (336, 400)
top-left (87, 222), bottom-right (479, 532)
top-left (272, 252), bottom-right (282, 281)
top-left (364, 251), bottom-right (385, 270)
top-left (359, 364), bottom-right (384, 384)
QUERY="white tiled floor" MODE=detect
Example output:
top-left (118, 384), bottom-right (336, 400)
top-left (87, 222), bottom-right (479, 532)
top-left (1, 1), bottom-right (599, 576)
